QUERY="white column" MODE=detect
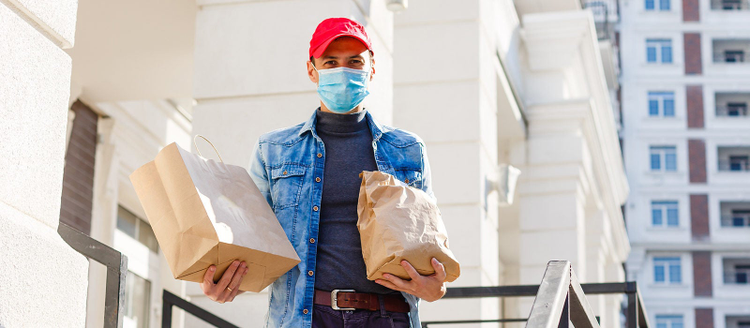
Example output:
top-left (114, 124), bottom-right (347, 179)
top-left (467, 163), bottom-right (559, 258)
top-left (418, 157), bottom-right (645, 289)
top-left (0, 0), bottom-right (89, 326)
top-left (509, 10), bottom-right (630, 325)
top-left (393, 0), bottom-right (502, 324)
top-left (189, 1), bottom-right (395, 326)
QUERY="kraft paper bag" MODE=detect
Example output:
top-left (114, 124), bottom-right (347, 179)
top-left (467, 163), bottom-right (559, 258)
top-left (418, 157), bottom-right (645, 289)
top-left (129, 138), bottom-right (300, 292)
top-left (357, 171), bottom-right (460, 283)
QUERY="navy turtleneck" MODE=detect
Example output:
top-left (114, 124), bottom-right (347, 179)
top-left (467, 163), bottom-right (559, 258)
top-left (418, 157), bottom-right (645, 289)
top-left (313, 109), bottom-right (396, 294)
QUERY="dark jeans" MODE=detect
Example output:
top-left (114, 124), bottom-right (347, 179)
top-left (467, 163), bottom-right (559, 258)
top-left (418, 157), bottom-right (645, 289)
top-left (311, 296), bottom-right (411, 328)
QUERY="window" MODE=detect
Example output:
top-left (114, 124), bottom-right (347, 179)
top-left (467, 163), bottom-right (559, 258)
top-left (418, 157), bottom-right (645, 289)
top-left (117, 206), bottom-right (159, 253)
top-left (647, 39), bottom-right (673, 63)
top-left (726, 102), bottom-right (748, 116)
top-left (649, 92), bottom-right (676, 117)
top-left (650, 146), bottom-right (677, 171)
top-left (725, 50), bottom-right (746, 63)
top-left (646, 0), bottom-right (671, 10)
top-left (656, 314), bottom-right (684, 328)
top-left (123, 271), bottom-right (151, 328)
top-left (732, 210), bottom-right (750, 227)
top-left (730, 156), bottom-right (750, 171)
top-left (652, 201), bottom-right (679, 227)
top-left (654, 257), bottom-right (682, 284)
top-left (735, 264), bottom-right (750, 284)
top-left (723, 0), bottom-right (743, 10)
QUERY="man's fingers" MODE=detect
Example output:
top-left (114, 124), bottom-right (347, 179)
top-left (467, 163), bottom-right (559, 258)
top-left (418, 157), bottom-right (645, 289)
top-left (217, 261), bottom-right (241, 290)
top-left (431, 258), bottom-right (447, 282)
top-left (227, 265), bottom-right (247, 296)
top-left (375, 279), bottom-right (402, 291)
top-left (400, 260), bottom-right (421, 281)
top-left (382, 273), bottom-right (411, 291)
top-left (202, 266), bottom-right (217, 286)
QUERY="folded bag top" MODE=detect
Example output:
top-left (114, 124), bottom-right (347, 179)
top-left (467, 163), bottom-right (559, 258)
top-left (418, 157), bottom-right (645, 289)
top-left (357, 170), bottom-right (460, 283)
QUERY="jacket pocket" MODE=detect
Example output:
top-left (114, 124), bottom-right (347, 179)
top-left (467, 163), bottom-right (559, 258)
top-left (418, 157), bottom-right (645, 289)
top-left (393, 169), bottom-right (423, 190)
top-left (269, 164), bottom-right (306, 210)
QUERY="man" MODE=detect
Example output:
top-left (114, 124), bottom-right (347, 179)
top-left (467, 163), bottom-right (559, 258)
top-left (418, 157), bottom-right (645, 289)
top-left (199, 17), bottom-right (447, 328)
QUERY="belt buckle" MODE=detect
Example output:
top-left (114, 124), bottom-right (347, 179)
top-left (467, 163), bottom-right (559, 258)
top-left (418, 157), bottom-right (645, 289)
top-left (331, 289), bottom-right (356, 311)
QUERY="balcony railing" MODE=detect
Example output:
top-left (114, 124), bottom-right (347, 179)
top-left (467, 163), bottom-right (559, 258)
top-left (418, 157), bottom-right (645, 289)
top-left (581, 0), bottom-right (619, 41)
top-left (721, 215), bottom-right (750, 227)
top-left (724, 271), bottom-right (750, 284)
top-left (714, 52), bottom-right (749, 63)
top-left (718, 160), bottom-right (750, 171)
top-left (716, 105), bottom-right (749, 117)
top-left (711, 0), bottom-right (750, 10)
top-left (422, 260), bottom-right (650, 328)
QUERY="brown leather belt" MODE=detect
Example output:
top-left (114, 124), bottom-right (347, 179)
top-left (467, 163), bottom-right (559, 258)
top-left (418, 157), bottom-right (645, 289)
top-left (313, 289), bottom-right (410, 313)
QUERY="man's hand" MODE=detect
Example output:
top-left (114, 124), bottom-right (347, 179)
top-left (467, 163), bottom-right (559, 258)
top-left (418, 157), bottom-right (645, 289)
top-left (200, 260), bottom-right (248, 303)
top-left (374, 258), bottom-right (447, 302)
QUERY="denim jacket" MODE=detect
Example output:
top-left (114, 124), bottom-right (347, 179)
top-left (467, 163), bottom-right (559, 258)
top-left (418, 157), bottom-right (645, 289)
top-left (248, 109), bottom-right (434, 328)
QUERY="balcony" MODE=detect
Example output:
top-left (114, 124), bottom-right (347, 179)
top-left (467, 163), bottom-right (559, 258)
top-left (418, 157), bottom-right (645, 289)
top-left (716, 93), bottom-right (750, 117)
top-left (713, 40), bottom-right (750, 64)
top-left (726, 315), bottom-right (750, 328)
top-left (723, 258), bottom-right (750, 285)
top-left (718, 146), bottom-right (750, 172)
top-left (711, 0), bottom-right (750, 10)
top-left (720, 202), bottom-right (750, 227)
top-left (581, 0), bottom-right (619, 41)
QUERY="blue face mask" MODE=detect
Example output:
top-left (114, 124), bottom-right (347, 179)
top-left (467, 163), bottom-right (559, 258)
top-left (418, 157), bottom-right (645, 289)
top-left (313, 65), bottom-right (371, 113)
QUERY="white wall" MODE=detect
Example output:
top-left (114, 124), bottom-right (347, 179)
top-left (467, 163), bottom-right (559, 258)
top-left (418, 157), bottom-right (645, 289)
top-left (0, 0), bottom-right (89, 326)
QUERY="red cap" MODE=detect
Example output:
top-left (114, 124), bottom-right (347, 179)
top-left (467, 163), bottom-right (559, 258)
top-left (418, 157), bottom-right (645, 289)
top-left (309, 17), bottom-right (372, 59)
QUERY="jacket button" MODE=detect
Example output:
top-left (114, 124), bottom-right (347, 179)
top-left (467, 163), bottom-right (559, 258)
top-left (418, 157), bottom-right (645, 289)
top-left (309, 238), bottom-right (315, 244)
top-left (283, 170), bottom-right (287, 175)
top-left (315, 177), bottom-right (321, 183)
top-left (308, 270), bottom-right (314, 276)
top-left (405, 178), bottom-right (409, 183)
top-left (313, 206), bottom-right (319, 211)
top-left (303, 309), bottom-right (309, 314)
top-left (317, 153), bottom-right (323, 158)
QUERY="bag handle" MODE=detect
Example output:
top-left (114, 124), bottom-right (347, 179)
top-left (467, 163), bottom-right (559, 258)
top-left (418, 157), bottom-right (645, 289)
top-left (193, 134), bottom-right (224, 163)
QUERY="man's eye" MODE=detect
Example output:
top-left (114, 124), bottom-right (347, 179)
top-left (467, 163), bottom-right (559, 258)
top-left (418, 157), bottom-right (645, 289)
top-left (325, 61), bottom-right (335, 65)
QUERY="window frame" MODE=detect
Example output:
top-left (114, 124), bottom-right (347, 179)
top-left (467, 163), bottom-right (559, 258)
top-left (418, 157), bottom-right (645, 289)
top-left (652, 200), bottom-right (680, 227)
top-left (650, 146), bottom-right (678, 172)
top-left (655, 314), bottom-right (684, 328)
top-left (646, 0), bottom-right (671, 11)
top-left (116, 205), bottom-right (159, 253)
top-left (653, 256), bottom-right (682, 284)
top-left (648, 91), bottom-right (676, 117)
top-left (647, 39), bottom-right (673, 64)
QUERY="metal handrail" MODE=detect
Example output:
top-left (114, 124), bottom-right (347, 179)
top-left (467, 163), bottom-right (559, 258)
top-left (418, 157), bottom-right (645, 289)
top-left (162, 290), bottom-right (238, 328)
top-left (58, 222), bottom-right (128, 328)
top-left (422, 260), bottom-right (650, 328)
top-left (526, 260), bottom-right (598, 328)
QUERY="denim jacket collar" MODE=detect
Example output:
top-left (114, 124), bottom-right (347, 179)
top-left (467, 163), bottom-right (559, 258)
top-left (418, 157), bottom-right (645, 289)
top-left (298, 108), bottom-right (393, 141)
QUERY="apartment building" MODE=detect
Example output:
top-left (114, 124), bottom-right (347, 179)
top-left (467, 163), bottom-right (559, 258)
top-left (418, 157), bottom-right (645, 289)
top-left (620, 0), bottom-right (750, 327)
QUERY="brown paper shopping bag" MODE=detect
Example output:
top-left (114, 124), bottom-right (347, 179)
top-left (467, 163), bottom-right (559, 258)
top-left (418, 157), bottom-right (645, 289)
top-left (357, 171), bottom-right (460, 283)
top-left (129, 136), bottom-right (300, 292)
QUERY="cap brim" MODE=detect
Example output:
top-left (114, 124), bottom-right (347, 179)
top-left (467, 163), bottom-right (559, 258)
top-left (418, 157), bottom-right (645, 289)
top-left (311, 33), bottom-right (372, 59)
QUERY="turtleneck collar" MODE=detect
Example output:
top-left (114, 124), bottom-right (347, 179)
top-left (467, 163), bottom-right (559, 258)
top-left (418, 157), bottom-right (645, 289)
top-left (315, 108), bottom-right (369, 134)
